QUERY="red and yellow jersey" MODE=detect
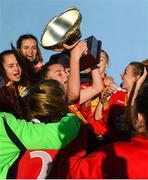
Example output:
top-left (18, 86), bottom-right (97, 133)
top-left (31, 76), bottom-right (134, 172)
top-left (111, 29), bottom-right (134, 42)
top-left (88, 89), bottom-right (128, 139)
top-left (78, 74), bottom-right (109, 122)
top-left (0, 81), bottom-right (23, 117)
top-left (68, 103), bottom-right (87, 124)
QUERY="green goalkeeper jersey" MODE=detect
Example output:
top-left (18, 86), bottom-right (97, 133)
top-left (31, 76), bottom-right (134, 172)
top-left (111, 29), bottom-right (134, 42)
top-left (0, 112), bottom-right (81, 179)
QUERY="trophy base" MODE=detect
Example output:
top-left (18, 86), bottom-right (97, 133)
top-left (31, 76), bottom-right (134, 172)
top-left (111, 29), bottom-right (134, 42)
top-left (80, 36), bottom-right (102, 71)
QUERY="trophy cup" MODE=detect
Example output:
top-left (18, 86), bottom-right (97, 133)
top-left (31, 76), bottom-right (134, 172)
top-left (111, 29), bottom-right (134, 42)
top-left (41, 6), bottom-right (102, 71)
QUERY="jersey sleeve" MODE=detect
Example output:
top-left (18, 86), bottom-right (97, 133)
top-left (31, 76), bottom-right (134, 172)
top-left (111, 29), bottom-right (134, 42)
top-left (0, 112), bottom-right (81, 150)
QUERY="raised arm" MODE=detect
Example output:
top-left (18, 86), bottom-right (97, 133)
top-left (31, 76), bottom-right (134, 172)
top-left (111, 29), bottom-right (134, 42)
top-left (95, 79), bottom-right (117, 120)
top-left (67, 41), bottom-right (87, 103)
top-left (131, 67), bottom-right (147, 106)
top-left (79, 65), bottom-right (104, 104)
top-left (67, 40), bottom-right (103, 105)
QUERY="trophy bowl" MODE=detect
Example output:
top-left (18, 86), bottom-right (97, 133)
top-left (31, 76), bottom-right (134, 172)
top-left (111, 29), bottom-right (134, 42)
top-left (41, 6), bottom-right (102, 71)
top-left (41, 7), bottom-right (82, 50)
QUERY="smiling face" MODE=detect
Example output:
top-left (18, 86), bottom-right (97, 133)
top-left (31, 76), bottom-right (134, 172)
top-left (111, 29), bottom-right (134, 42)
top-left (121, 65), bottom-right (137, 91)
top-left (2, 54), bottom-right (22, 82)
top-left (97, 51), bottom-right (109, 76)
top-left (20, 38), bottom-right (37, 62)
top-left (45, 64), bottom-right (68, 90)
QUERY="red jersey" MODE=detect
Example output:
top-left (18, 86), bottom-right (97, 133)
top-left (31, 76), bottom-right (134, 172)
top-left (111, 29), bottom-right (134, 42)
top-left (79, 82), bottom-right (94, 119)
top-left (88, 89), bottom-right (128, 141)
top-left (79, 74), bottom-right (109, 120)
top-left (72, 134), bottom-right (148, 179)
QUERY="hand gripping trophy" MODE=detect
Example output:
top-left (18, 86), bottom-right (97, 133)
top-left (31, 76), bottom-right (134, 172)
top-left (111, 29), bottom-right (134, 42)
top-left (41, 6), bottom-right (102, 71)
